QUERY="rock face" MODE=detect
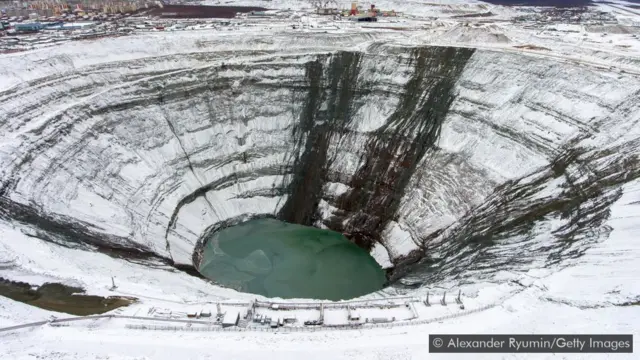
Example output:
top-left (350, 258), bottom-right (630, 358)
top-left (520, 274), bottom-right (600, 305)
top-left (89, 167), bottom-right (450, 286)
top-left (1, 36), bottom-right (639, 288)
top-left (278, 47), bottom-right (474, 251)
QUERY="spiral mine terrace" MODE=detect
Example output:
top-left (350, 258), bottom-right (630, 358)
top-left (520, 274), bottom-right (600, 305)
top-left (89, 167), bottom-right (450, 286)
top-left (0, 26), bottom-right (640, 353)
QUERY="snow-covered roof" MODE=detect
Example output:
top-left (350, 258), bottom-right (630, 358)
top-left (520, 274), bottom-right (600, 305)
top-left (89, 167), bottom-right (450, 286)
top-left (222, 311), bottom-right (239, 325)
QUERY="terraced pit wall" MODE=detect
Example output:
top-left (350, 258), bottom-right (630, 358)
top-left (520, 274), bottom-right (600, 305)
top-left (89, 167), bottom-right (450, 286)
top-left (1, 39), bottom-right (639, 289)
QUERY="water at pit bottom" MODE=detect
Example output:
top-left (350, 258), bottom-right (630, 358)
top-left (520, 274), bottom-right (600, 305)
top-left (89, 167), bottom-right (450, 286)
top-left (198, 218), bottom-right (386, 301)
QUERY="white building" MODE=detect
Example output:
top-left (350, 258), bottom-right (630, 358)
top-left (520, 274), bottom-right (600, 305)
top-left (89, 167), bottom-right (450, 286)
top-left (222, 311), bottom-right (239, 327)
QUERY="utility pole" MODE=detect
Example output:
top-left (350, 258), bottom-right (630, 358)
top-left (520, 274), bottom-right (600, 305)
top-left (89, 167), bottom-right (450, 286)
top-left (456, 290), bottom-right (464, 309)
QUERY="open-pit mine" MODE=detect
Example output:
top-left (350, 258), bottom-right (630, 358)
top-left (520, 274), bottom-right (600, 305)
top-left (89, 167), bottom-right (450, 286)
top-left (1, 1), bottom-right (639, 359)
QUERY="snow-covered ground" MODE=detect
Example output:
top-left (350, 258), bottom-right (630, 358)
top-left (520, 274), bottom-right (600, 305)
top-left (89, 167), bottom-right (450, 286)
top-left (1, 1), bottom-right (640, 358)
top-left (1, 284), bottom-right (638, 359)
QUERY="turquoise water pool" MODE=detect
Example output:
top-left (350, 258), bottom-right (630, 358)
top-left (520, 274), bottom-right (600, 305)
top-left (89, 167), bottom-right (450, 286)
top-left (198, 218), bottom-right (385, 300)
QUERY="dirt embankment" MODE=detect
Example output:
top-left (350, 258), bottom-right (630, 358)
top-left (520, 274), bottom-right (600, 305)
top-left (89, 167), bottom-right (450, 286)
top-left (0, 277), bottom-right (136, 316)
top-left (514, 44), bottom-right (551, 51)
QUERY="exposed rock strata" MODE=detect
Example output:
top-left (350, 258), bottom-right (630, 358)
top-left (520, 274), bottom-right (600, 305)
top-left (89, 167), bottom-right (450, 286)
top-left (1, 38), bottom-right (639, 288)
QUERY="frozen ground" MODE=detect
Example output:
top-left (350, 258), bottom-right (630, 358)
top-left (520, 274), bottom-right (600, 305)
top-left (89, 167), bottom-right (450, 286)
top-left (1, 0), bottom-right (640, 358)
top-left (1, 284), bottom-right (639, 360)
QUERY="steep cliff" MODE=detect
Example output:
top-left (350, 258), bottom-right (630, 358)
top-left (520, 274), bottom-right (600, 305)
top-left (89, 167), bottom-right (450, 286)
top-left (279, 47), bottom-right (475, 252)
top-left (0, 34), bottom-right (638, 290)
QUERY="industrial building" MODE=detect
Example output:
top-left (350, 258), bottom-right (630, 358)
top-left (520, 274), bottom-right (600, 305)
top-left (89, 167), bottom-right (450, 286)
top-left (346, 3), bottom-right (379, 22)
top-left (222, 311), bottom-right (239, 327)
top-left (348, 308), bottom-right (360, 321)
top-left (317, 8), bottom-right (339, 15)
top-left (12, 21), bottom-right (95, 33)
top-left (338, 3), bottom-right (396, 19)
top-left (14, 22), bottom-right (44, 32)
top-left (53, 22), bottom-right (96, 30)
top-left (149, 5), bottom-right (268, 19)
